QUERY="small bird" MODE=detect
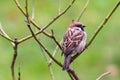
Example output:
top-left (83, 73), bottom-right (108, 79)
top-left (62, 21), bottom-right (87, 70)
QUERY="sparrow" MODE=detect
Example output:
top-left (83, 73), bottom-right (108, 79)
top-left (62, 21), bottom-right (87, 70)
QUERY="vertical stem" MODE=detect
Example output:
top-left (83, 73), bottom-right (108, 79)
top-left (18, 65), bottom-right (21, 80)
top-left (11, 38), bottom-right (18, 80)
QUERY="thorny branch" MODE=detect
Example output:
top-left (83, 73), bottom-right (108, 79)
top-left (71, 1), bottom-right (120, 63)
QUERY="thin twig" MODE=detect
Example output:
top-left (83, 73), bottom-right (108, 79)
top-left (49, 66), bottom-right (55, 80)
top-left (11, 38), bottom-right (18, 80)
top-left (14, 0), bottom-right (51, 40)
top-left (14, 0), bottom-right (76, 44)
top-left (86, 1), bottom-right (120, 48)
top-left (48, 40), bottom-right (62, 66)
top-left (49, 0), bottom-right (90, 67)
top-left (77, 0), bottom-right (90, 21)
top-left (41, 49), bottom-right (55, 80)
top-left (72, 1), bottom-right (120, 62)
top-left (0, 23), bottom-right (14, 43)
top-left (51, 29), bottom-right (62, 50)
top-left (24, 1), bottom-right (78, 79)
top-left (26, 16), bottom-right (77, 80)
top-left (40, 0), bottom-right (76, 33)
top-left (0, 22), bottom-right (18, 80)
top-left (58, 0), bottom-right (61, 15)
top-left (41, 47), bottom-right (55, 80)
top-left (25, 0), bottom-right (62, 68)
top-left (96, 71), bottom-right (111, 80)
top-left (25, 1), bottom-right (55, 79)
top-left (28, 22), bottom-right (63, 67)
top-left (32, 0), bottom-right (35, 20)
top-left (14, 0), bottom-right (39, 29)
top-left (18, 65), bottom-right (21, 80)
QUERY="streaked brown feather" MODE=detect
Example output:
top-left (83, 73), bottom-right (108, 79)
top-left (62, 28), bottom-right (84, 56)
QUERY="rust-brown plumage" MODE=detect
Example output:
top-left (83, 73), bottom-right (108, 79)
top-left (62, 21), bottom-right (86, 70)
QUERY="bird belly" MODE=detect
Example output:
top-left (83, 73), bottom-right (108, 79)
top-left (75, 40), bottom-right (86, 53)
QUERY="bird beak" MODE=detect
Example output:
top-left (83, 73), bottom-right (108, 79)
top-left (82, 24), bottom-right (86, 28)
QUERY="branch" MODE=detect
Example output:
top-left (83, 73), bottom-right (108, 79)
top-left (24, 2), bottom-right (56, 80)
top-left (25, 0), bottom-right (62, 68)
top-left (86, 1), bottom-right (120, 48)
top-left (50, 29), bottom-right (62, 50)
top-left (14, 0), bottom-right (52, 41)
top-left (68, 68), bottom-right (80, 80)
top-left (31, 0), bottom-right (35, 20)
top-left (77, 0), bottom-right (90, 21)
top-left (24, 1), bottom-right (79, 79)
top-left (28, 20), bottom-right (63, 67)
top-left (48, 40), bottom-right (62, 66)
top-left (47, 29), bottom-right (62, 65)
top-left (11, 38), bottom-right (18, 80)
top-left (58, 0), bottom-right (61, 15)
top-left (49, 66), bottom-right (55, 80)
top-left (18, 65), bottom-right (21, 80)
top-left (14, 0), bottom-right (39, 30)
top-left (49, 0), bottom-right (90, 67)
top-left (0, 23), bottom-right (14, 43)
top-left (96, 71), bottom-right (111, 80)
top-left (40, 0), bottom-right (76, 32)
top-left (15, 0), bottom-right (76, 44)
top-left (67, 72), bottom-right (74, 80)
top-left (72, 1), bottom-right (120, 62)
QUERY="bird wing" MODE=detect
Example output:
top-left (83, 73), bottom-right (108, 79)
top-left (62, 28), bottom-right (84, 56)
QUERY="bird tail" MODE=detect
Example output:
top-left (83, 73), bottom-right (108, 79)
top-left (62, 55), bottom-right (71, 70)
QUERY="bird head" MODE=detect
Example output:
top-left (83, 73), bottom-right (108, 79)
top-left (69, 21), bottom-right (85, 30)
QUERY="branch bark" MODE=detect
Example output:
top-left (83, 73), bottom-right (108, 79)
top-left (77, 0), bottom-right (90, 21)
top-left (14, 0), bottom-right (76, 44)
top-left (0, 23), bottom-right (14, 43)
top-left (72, 1), bottom-right (120, 63)
top-left (96, 71), bottom-right (111, 80)
top-left (11, 38), bottom-right (18, 80)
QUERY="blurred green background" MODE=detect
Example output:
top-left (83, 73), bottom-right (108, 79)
top-left (0, 0), bottom-right (120, 80)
